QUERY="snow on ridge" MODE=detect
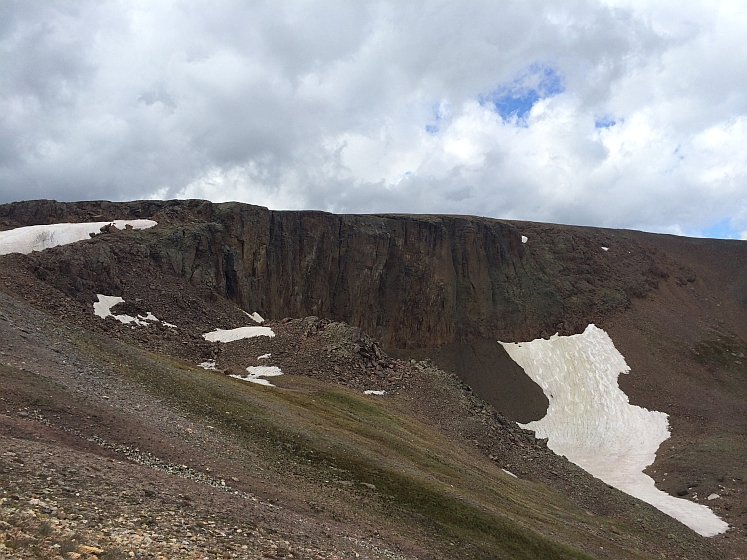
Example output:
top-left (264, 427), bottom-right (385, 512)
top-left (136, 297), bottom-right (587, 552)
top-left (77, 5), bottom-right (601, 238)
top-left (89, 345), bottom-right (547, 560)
top-left (230, 365), bottom-right (283, 386)
top-left (363, 390), bottom-right (386, 395)
top-left (203, 326), bottom-right (275, 343)
top-left (500, 324), bottom-right (728, 537)
top-left (93, 294), bottom-right (173, 328)
top-left (0, 220), bottom-right (157, 255)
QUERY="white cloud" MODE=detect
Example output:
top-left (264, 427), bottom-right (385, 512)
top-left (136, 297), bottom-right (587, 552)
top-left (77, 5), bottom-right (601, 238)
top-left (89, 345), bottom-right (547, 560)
top-left (1, 1), bottom-right (746, 237)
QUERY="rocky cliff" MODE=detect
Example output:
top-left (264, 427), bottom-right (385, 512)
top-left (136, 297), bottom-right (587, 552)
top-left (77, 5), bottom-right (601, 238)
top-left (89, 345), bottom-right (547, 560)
top-left (0, 199), bottom-right (685, 349)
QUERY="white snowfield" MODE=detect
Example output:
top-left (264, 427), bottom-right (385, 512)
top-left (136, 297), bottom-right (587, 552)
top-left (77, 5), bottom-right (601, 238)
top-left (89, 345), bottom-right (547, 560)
top-left (500, 324), bottom-right (728, 537)
top-left (0, 220), bottom-right (157, 255)
top-left (203, 326), bottom-right (275, 343)
top-left (363, 390), bottom-right (386, 395)
top-left (93, 294), bottom-right (172, 328)
top-left (230, 365), bottom-right (283, 386)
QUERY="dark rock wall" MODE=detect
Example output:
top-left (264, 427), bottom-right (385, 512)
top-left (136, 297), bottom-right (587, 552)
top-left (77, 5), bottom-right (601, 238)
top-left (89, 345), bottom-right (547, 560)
top-left (144, 204), bottom-right (558, 347)
top-left (0, 199), bottom-right (674, 348)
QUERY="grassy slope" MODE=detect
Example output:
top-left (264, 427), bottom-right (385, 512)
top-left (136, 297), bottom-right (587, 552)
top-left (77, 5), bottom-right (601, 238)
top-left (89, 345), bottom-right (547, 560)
top-left (63, 325), bottom-right (673, 560)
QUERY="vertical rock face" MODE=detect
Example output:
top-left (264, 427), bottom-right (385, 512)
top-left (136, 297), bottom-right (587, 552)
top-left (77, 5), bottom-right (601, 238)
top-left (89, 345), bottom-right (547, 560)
top-left (144, 205), bottom-right (561, 348)
top-left (0, 199), bottom-right (669, 348)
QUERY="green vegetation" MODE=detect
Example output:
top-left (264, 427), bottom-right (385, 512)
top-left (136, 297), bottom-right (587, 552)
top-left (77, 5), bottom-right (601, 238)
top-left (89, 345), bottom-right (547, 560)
top-left (692, 337), bottom-right (746, 370)
top-left (62, 330), bottom-right (664, 559)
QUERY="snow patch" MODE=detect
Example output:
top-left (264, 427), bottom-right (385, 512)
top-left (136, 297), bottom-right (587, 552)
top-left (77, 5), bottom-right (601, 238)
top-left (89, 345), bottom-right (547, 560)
top-left (601, 246), bottom-right (609, 251)
top-left (199, 360), bottom-right (217, 371)
top-left (363, 390), bottom-right (386, 395)
top-left (230, 366), bottom-right (284, 386)
top-left (257, 353), bottom-right (271, 360)
top-left (0, 220), bottom-right (157, 255)
top-left (521, 235), bottom-right (528, 243)
top-left (93, 295), bottom-right (125, 319)
top-left (243, 311), bottom-right (265, 324)
top-left (500, 324), bottom-right (728, 537)
top-left (501, 469), bottom-right (518, 478)
top-left (203, 326), bottom-right (275, 343)
top-left (93, 294), bottom-right (166, 327)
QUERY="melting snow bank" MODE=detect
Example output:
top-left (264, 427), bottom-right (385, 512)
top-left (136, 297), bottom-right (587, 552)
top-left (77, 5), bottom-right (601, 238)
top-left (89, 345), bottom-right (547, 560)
top-left (93, 294), bottom-right (173, 328)
top-left (0, 220), bottom-right (157, 255)
top-left (230, 366), bottom-right (283, 386)
top-left (203, 326), bottom-right (275, 342)
top-left (363, 390), bottom-right (386, 395)
top-left (500, 325), bottom-right (728, 537)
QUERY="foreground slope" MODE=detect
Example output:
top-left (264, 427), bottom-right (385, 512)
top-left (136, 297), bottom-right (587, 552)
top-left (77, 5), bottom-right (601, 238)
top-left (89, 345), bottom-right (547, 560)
top-left (0, 286), bottom-right (722, 559)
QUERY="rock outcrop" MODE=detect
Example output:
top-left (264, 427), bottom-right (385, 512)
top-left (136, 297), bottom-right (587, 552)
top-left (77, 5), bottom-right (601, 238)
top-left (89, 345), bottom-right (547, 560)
top-left (0, 199), bottom-right (681, 349)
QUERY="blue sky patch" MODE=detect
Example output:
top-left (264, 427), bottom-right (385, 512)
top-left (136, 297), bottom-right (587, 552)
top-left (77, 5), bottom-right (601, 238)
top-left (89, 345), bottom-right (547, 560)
top-left (595, 117), bottom-right (617, 129)
top-left (482, 65), bottom-right (565, 123)
top-left (425, 101), bottom-right (448, 134)
top-left (698, 218), bottom-right (740, 240)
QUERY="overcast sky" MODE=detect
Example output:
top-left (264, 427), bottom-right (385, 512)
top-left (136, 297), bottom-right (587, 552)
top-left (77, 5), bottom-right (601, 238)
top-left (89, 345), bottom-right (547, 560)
top-left (2, 1), bottom-right (746, 238)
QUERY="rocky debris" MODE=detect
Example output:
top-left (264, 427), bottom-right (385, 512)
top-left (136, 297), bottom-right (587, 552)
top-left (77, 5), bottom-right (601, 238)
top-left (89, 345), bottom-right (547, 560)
top-left (0, 439), bottom-right (374, 560)
top-left (0, 292), bottom-right (450, 559)
top-left (282, 318), bottom-right (417, 392)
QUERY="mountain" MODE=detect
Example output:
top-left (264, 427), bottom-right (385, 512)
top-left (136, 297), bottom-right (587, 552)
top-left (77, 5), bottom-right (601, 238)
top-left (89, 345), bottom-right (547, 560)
top-left (0, 199), bottom-right (745, 559)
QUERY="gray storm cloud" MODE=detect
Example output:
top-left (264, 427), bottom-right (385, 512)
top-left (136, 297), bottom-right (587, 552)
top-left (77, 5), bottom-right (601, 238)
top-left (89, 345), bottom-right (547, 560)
top-left (1, 1), bottom-right (746, 238)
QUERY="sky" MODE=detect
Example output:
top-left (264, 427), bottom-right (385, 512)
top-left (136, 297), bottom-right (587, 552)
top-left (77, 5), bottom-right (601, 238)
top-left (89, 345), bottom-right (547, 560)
top-left (1, 1), bottom-right (746, 239)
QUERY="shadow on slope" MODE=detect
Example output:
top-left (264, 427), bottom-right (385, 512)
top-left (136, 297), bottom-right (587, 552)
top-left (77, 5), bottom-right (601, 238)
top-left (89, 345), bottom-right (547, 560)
top-left (391, 339), bottom-right (549, 423)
